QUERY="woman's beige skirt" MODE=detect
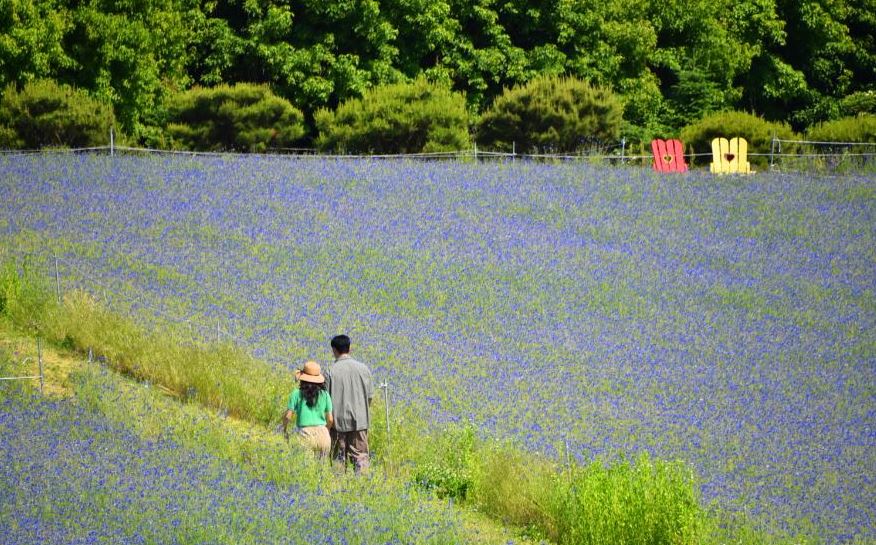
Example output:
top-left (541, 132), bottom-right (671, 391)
top-left (296, 425), bottom-right (331, 457)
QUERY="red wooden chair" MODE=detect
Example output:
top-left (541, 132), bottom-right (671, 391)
top-left (651, 139), bottom-right (688, 173)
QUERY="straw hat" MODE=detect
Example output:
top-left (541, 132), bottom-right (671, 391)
top-left (295, 360), bottom-right (325, 384)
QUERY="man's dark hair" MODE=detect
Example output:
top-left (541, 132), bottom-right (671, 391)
top-left (331, 334), bottom-right (351, 354)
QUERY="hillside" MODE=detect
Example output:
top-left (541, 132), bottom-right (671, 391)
top-left (1, 152), bottom-right (873, 544)
top-left (0, 321), bottom-right (540, 544)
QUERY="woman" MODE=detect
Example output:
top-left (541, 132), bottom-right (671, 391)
top-left (282, 360), bottom-right (334, 458)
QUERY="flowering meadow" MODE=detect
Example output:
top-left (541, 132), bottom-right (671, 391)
top-left (0, 373), bottom-right (463, 545)
top-left (1, 153), bottom-right (874, 543)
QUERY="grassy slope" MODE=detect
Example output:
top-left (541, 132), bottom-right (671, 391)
top-left (0, 318), bottom-right (541, 545)
top-left (0, 259), bottom-right (812, 545)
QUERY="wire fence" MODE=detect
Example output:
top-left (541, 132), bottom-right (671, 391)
top-left (0, 247), bottom-right (395, 451)
top-left (0, 247), bottom-right (287, 378)
top-left (771, 138), bottom-right (876, 174)
top-left (2, 136), bottom-right (874, 174)
top-left (0, 338), bottom-right (44, 394)
top-left (0, 143), bottom-right (709, 163)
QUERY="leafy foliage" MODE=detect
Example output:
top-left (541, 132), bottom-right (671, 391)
top-left (314, 77), bottom-right (470, 153)
top-left (546, 454), bottom-right (701, 545)
top-left (680, 110), bottom-right (797, 166)
top-left (0, 0), bottom-right (874, 145)
top-left (58, 1), bottom-right (192, 142)
top-left (0, 79), bottom-right (115, 149)
top-left (413, 426), bottom-right (477, 500)
top-left (0, 0), bottom-right (73, 89)
top-left (807, 114), bottom-right (876, 142)
top-left (166, 83), bottom-right (305, 152)
top-left (476, 76), bottom-right (623, 153)
top-left (840, 91), bottom-right (876, 116)
top-left (744, 0), bottom-right (876, 129)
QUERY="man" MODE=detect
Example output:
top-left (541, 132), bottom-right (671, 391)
top-left (324, 334), bottom-right (373, 473)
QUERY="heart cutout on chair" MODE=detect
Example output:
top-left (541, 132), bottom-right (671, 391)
top-left (724, 153), bottom-right (736, 162)
top-left (662, 155), bottom-right (673, 164)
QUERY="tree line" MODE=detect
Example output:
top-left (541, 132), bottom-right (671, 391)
top-left (1, 0), bottom-right (874, 149)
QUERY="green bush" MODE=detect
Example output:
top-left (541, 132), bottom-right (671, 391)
top-left (0, 80), bottom-right (116, 149)
top-left (840, 92), bottom-right (876, 117)
top-left (315, 78), bottom-right (470, 154)
top-left (807, 114), bottom-right (876, 143)
top-left (413, 426), bottom-right (477, 500)
top-left (680, 111), bottom-right (797, 168)
top-left (468, 446), bottom-right (702, 545)
top-left (547, 454), bottom-right (701, 545)
top-left (166, 83), bottom-right (305, 152)
top-left (0, 125), bottom-right (19, 148)
top-left (476, 76), bottom-right (623, 153)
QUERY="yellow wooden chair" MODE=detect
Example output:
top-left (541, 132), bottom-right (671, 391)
top-left (710, 137), bottom-right (753, 174)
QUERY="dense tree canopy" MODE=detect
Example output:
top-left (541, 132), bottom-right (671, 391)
top-left (1, 0), bottom-right (873, 146)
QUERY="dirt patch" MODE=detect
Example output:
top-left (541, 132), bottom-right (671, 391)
top-left (0, 323), bottom-right (82, 397)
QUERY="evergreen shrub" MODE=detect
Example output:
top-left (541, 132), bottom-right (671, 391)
top-left (0, 80), bottom-right (116, 149)
top-left (839, 92), bottom-right (876, 117)
top-left (807, 114), bottom-right (876, 143)
top-left (680, 111), bottom-right (797, 167)
top-left (314, 78), bottom-right (470, 154)
top-left (166, 83), bottom-right (305, 152)
top-left (476, 76), bottom-right (623, 154)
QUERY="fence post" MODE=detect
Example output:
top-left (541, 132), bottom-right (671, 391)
top-left (381, 379), bottom-right (392, 474)
top-left (53, 255), bottom-right (61, 304)
top-left (37, 337), bottom-right (44, 395)
top-left (110, 127), bottom-right (114, 156)
top-left (620, 137), bottom-right (626, 164)
top-left (473, 141), bottom-right (478, 161)
top-left (565, 438), bottom-right (572, 470)
top-left (770, 131), bottom-right (776, 171)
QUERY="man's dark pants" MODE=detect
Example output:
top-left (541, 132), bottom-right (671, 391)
top-left (330, 428), bottom-right (369, 473)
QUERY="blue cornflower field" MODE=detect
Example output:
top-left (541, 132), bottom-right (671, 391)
top-left (0, 385), bottom-right (462, 545)
top-left (1, 154), bottom-right (873, 543)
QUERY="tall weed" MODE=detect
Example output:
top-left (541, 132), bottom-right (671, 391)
top-left (48, 289), bottom-right (293, 423)
top-left (0, 259), bottom-right (53, 333)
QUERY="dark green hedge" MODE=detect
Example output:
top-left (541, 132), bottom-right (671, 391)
top-left (314, 78), bottom-right (470, 154)
top-left (0, 80), bottom-right (116, 149)
top-left (166, 83), bottom-right (305, 152)
top-left (807, 114), bottom-right (876, 143)
top-left (476, 76), bottom-right (623, 153)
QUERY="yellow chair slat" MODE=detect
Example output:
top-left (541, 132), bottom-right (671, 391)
top-left (711, 137), bottom-right (754, 174)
